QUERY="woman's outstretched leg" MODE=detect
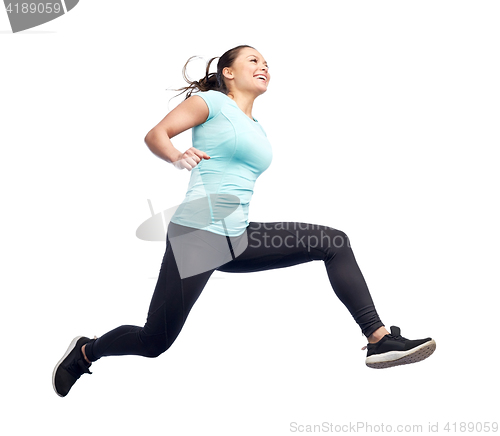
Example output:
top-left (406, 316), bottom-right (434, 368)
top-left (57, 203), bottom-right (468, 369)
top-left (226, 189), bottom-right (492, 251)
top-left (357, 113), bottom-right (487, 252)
top-left (53, 222), bottom-right (217, 396)
top-left (217, 221), bottom-right (436, 368)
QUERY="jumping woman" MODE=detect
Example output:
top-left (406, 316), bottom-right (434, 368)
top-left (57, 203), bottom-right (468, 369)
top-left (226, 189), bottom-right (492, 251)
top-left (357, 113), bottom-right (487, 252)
top-left (53, 45), bottom-right (436, 397)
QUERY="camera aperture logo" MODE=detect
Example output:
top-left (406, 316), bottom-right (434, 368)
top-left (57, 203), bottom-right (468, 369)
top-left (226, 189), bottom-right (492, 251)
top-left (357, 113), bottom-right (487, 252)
top-left (136, 198), bottom-right (248, 279)
top-left (3, 1), bottom-right (79, 33)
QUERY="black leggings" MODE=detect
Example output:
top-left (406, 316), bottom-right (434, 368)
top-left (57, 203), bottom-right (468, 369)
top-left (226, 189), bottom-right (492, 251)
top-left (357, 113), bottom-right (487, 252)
top-left (85, 221), bottom-right (384, 361)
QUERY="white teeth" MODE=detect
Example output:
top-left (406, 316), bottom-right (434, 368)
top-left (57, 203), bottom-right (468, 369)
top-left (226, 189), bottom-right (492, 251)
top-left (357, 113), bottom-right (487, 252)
top-left (256, 75), bottom-right (266, 81)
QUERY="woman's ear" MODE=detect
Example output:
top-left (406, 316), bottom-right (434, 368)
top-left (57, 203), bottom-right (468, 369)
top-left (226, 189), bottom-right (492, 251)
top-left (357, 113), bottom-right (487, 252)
top-left (222, 67), bottom-right (233, 80)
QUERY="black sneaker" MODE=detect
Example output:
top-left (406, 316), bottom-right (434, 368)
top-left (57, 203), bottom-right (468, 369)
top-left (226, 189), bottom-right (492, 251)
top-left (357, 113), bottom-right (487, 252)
top-left (53, 336), bottom-right (93, 397)
top-left (363, 326), bottom-right (436, 369)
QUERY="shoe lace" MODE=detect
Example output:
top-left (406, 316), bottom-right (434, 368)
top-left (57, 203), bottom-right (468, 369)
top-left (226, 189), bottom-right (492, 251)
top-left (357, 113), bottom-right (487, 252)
top-left (67, 356), bottom-right (92, 377)
top-left (390, 332), bottom-right (408, 341)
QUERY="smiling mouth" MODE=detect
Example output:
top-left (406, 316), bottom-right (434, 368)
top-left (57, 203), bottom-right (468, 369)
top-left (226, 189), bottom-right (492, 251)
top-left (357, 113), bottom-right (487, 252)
top-left (254, 75), bottom-right (267, 82)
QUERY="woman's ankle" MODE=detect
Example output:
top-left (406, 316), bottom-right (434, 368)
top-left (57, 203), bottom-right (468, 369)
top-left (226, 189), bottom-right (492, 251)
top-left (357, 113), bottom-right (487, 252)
top-left (81, 344), bottom-right (91, 365)
top-left (367, 326), bottom-right (390, 344)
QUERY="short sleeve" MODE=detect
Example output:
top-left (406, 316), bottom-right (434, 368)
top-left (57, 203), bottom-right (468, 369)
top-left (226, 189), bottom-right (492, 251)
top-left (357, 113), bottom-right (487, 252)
top-left (192, 90), bottom-right (225, 124)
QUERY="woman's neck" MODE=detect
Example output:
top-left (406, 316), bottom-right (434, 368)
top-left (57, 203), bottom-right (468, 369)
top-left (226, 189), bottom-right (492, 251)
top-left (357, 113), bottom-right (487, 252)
top-left (227, 90), bottom-right (256, 120)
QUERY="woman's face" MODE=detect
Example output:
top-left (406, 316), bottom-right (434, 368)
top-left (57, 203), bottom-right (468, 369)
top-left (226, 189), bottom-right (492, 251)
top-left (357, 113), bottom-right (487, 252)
top-left (223, 47), bottom-right (270, 95)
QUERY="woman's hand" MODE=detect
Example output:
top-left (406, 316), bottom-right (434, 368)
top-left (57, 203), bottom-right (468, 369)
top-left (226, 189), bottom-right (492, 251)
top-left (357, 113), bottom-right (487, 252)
top-left (172, 147), bottom-right (211, 171)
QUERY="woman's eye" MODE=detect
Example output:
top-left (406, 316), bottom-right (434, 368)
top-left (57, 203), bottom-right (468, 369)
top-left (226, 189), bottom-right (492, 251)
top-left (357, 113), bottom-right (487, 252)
top-left (250, 58), bottom-right (269, 69)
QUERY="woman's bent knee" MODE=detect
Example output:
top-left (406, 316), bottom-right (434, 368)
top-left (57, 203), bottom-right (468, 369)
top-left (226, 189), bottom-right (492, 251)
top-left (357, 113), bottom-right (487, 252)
top-left (141, 334), bottom-right (170, 358)
top-left (322, 226), bottom-right (350, 249)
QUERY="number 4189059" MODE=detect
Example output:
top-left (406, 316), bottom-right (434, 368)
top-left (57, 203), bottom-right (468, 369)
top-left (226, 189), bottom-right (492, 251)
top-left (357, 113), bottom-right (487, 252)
top-left (5, 3), bottom-right (63, 14)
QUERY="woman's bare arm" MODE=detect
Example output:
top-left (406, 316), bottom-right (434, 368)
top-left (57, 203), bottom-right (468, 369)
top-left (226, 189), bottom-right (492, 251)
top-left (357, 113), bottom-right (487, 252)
top-left (144, 95), bottom-right (211, 167)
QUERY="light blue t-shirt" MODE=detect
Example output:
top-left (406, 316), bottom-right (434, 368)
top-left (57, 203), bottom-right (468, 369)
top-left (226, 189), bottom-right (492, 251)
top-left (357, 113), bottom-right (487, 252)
top-left (169, 90), bottom-right (273, 237)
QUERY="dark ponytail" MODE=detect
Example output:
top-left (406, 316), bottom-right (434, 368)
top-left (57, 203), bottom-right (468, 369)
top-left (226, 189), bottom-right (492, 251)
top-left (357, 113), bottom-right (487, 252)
top-left (170, 45), bottom-right (254, 100)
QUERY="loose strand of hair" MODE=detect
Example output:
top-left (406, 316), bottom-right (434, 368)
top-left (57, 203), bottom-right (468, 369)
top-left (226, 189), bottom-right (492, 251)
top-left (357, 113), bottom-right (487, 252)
top-left (168, 55), bottom-right (222, 102)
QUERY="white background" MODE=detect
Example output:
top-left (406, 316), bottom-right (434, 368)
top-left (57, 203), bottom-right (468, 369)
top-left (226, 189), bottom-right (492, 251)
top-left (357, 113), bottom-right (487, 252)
top-left (1, 1), bottom-right (499, 435)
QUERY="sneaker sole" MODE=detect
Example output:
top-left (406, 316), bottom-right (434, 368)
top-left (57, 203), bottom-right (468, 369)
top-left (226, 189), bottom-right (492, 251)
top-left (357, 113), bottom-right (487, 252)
top-left (52, 335), bottom-right (85, 397)
top-left (366, 339), bottom-right (436, 369)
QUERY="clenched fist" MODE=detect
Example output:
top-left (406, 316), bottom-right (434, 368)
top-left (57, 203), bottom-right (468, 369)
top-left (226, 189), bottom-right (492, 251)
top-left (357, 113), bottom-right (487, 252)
top-left (172, 148), bottom-right (211, 171)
